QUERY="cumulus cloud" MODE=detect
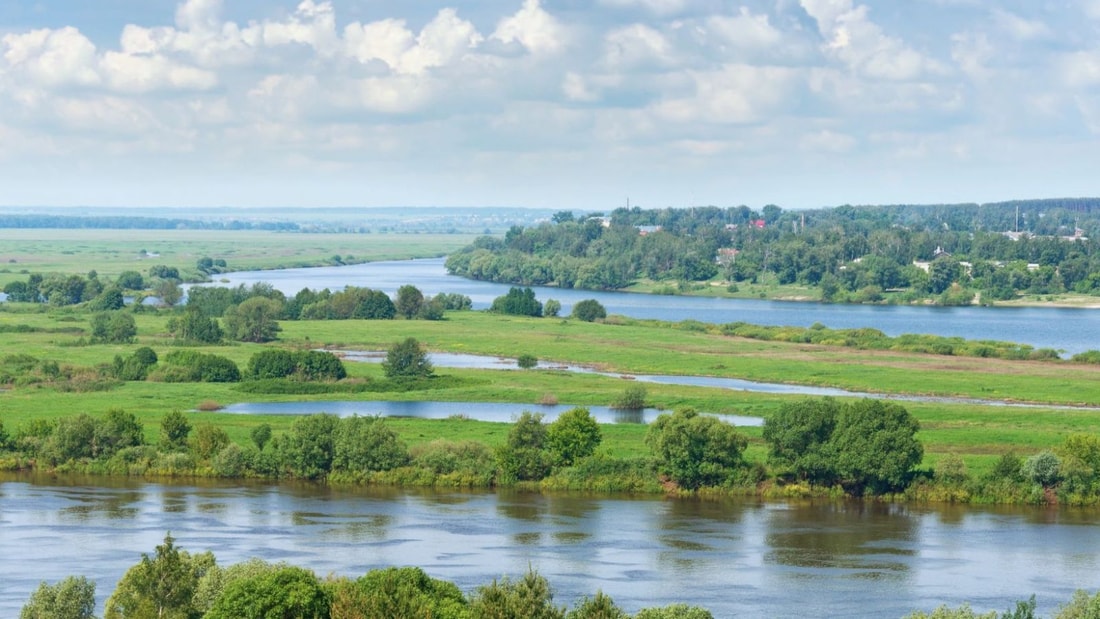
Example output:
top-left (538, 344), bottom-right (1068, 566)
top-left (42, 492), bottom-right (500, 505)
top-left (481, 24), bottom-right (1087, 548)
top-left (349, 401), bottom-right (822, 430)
top-left (0, 0), bottom-right (1097, 208)
top-left (800, 0), bottom-right (942, 80)
top-left (491, 0), bottom-right (569, 55)
top-left (2, 27), bottom-right (100, 87)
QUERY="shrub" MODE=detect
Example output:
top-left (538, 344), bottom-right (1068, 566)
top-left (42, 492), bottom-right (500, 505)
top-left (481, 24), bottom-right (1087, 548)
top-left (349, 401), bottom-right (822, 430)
top-left (517, 354), bottom-right (538, 369)
top-left (571, 299), bottom-right (607, 322)
top-left (611, 384), bottom-right (646, 410)
top-left (383, 337), bottom-right (433, 379)
top-left (491, 287), bottom-right (542, 317)
top-left (1023, 450), bottom-right (1061, 488)
top-left (646, 408), bottom-right (747, 490)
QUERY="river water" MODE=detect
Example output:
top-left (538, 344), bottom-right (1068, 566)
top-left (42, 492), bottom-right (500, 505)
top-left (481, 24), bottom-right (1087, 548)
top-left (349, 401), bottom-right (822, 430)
top-left (1, 475), bottom-right (1098, 618)
top-left (205, 257), bottom-right (1100, 355)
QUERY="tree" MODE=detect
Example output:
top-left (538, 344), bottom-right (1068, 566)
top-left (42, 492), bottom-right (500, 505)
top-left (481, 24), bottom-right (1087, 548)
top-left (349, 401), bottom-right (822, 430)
top-left (190, 423), bottom-right (230, 461)
top-left (645, 408), bottom-right (747, 490)
top-left (223, 297), bottom-right (282, 343)
top-left (356, 289), bottom-right (396, 319)
top-left (491, 287), bottom-right (542, 317)
top-left (497, 411), bottom-right (552, 481)
top-left (547, 407), bottom-right (602, 467)
top-left (395, 284), bottom-right (425, 319)
top-left (105, 533), bottom-right (214, 619)
top-left (544, 299), bottom-right (561, 317)
top-left (250, 424), bottom-right (272, 451)
top-left (154, 279), bottom-right (183, 307)
top-left (168, 307), bottom-right (223, 344)
top-left (567, 592), bottom-right (627, 619)
top-left (469, 569), bottom-right (565, 619)
top-left (831, 399), bottom-right (923, 494)
top-left (571, 299), bottom-right (606, 322)
top-left (116, 271), bottom-right (144, 290)
top-left (88, 286), bottom-right (125, 311)
top-left (762, 398), bottom-right (840, 484)
top-left (20, 576), bottom-right (96, 619)
top-left (94, 408), bottom-right (144, 457)
top-left (203, 565), bottom-right (327, 619)
top-left (245, 349), bottom-right (297, 379)
top-left (280, 413), bottom-right (340, 479)
top-left (90, 311), bottom-right (137, 344)
top-left (329, 567), bottom-right (469, 619)
top-left (333, 415), bottom-right (410, 473)
top-left (160, 411), bottom-right (192, 451)
top-left (634, 605), bottom-right (714, 619)
top-left (1023, 450), bottom-right (1061, 488)
top-left (383, 337), bottom-right (433, 379)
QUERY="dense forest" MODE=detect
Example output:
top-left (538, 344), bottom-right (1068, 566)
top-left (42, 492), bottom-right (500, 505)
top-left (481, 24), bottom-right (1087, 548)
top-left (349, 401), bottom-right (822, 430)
top-left (445, 198), bottom-right (1100, 304)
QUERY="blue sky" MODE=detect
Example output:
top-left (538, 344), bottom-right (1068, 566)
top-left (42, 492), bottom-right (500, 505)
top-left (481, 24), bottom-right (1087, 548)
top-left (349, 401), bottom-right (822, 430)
top-left (1, 0), bottom-right (1098, 210)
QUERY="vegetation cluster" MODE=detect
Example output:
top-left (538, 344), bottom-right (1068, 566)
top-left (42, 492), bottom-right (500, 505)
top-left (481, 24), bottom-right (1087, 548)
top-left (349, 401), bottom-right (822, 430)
top-left (22, 534), bottom-right (715, 619)
top-left (445, 200), bottom-right (1100, 305)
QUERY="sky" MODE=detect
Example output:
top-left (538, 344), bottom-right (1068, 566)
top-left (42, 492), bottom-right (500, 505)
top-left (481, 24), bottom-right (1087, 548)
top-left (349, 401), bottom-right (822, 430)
top-left (0, 0), bottom-right (1098, 210)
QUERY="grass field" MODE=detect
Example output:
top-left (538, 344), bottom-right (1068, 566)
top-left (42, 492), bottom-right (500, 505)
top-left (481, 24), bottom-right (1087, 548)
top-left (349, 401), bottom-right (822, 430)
top-left (0, 229), bottom-right (477, 285)
top-left (3, 303), bottom-right (1100, 481)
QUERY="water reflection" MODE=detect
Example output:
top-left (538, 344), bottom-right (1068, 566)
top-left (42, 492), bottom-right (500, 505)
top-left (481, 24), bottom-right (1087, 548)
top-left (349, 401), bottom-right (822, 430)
top-left (4, 473), bottom-right (1100, 618)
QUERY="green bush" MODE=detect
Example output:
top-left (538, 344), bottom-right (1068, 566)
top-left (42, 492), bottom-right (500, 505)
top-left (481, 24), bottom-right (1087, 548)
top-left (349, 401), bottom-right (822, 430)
top-left (571, 299), bottom-right (606, 322)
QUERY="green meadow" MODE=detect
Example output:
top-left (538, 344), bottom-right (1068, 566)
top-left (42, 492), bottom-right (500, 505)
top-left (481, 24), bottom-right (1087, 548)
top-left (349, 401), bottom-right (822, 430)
top-left (3, 305), bottom-right (1099, 482)
top-left (0, 229), bottom-right (476, 285)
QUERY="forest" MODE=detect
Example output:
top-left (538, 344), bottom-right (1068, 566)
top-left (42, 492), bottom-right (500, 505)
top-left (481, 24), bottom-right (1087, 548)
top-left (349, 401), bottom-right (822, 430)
top-left (445, 198), bottom-right (1100, 304)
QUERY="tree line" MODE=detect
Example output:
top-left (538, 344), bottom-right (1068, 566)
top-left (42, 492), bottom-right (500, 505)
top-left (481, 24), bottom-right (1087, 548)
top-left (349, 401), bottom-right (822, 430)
top-left (444, 201), bottom-right (1100, 304)
top-left (23, 534), bottom-right (714, 619)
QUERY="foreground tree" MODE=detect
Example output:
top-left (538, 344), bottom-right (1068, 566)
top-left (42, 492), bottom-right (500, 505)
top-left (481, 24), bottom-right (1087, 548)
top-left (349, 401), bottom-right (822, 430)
top-left (646, 408), bottom-right (747, 490)
top-left (105, 534), bottom-right (214, 619)
top-left (382, 337), bottom-right (433, 379)
top-left (469, 569), bottom-right (565, 619)
top-left (329, 567), bottom-right (469, 619)
top-left (20, 576), bottom-right (96, 619)
top-left (203, 565), bottom-right (326, 619)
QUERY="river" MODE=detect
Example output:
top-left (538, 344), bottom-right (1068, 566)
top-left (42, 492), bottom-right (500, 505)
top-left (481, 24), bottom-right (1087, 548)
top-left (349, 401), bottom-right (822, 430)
top-left (1, 475), bottom-right (1098, 618)
top-left (204, 257), bottom-right (1100, 355)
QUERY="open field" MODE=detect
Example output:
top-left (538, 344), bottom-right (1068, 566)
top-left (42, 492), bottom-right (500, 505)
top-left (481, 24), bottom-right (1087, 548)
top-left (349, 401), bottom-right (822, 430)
top-left (2, 305), bottom-right (1099, 481)
top-left (0, 229), bottom-right (477, 285)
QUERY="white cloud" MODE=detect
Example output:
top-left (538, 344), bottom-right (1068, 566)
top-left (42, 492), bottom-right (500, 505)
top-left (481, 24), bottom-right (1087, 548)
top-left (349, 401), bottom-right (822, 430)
top-left (2, 27), bottom-right (100, 87)
top-left (100, 52), bottom-right (217, 93)
top-left (254, 0), bottom-right (339, 55)
top-left (603, 24), bottom-right (673, 69)
top-left (800, 0), bottom-right (941, 81)
top-left (704, 8), bottom-right (783, 53)
top-left (800, 129), bottom-right (856, 153)
top-left (654, 64), bottom-right (799, 124)
top-left (992, 9), bottom-right (1050, 41)
top-left (1061, 51), bottom-right (1100, 88)
top-left (492, 0), bottom-right (568, 55)
top-left (345, 9), bottom-right (482, 75)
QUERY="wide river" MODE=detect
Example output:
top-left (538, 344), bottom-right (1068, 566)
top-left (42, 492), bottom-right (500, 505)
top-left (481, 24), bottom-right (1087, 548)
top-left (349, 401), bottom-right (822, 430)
top-left (2, 474), bottom-right (1099, 618)
top-left (207, 257), bottom-right (1100, 355)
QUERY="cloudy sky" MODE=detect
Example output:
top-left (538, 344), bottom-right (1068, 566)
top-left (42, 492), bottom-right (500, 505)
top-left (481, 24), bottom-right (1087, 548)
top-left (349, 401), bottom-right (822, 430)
top-left (0, 0), bottom-right (1097, 210)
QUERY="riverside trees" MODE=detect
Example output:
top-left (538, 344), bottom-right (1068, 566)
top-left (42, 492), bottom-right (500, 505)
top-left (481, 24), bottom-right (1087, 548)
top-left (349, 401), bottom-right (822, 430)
top-left (763, 398), bottom-right (924, 494)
